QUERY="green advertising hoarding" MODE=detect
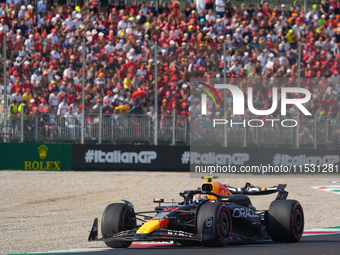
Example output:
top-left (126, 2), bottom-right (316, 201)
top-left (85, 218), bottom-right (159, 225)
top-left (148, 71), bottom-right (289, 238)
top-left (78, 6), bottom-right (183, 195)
top-left (0, 143), bottom-right (72, 171)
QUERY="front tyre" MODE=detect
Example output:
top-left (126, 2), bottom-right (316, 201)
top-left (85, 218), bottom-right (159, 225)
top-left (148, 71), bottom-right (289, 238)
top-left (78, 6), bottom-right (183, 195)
top-left (197, 203), bottom-right (232, 247)
top-left (267, 200), bottom-right (304, 242)
top-left (101, 203), bottom-right (135, 248)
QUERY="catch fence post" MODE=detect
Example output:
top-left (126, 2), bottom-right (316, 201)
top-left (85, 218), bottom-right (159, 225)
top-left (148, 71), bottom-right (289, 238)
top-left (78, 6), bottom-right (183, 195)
top-left (172, 108), bottom-right (176, 145)
top-left (98, 106), bottom-right (102, 144)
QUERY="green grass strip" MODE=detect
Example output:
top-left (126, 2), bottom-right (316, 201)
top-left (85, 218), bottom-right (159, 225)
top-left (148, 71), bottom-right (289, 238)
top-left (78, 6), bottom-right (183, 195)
top-left (322, 226), bottom-right (340, 229)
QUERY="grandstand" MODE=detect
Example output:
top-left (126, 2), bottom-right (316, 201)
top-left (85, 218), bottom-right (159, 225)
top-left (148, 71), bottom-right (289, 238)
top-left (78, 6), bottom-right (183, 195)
top-left (0, 0), bottom-right (340, 148)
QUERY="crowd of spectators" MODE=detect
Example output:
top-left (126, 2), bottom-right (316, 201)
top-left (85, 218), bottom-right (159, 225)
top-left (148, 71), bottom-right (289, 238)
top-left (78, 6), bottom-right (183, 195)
top-left (1, 0), bottom-right (340, 126)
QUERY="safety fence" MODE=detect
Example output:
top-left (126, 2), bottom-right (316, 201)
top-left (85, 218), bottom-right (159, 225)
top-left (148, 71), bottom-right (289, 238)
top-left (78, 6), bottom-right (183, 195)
top-left (0, 113), bottom-right (188, 145)
top-left (191, 117), bottom-right (340, 148)
top-left (1, 114), bottom-right (340, 148)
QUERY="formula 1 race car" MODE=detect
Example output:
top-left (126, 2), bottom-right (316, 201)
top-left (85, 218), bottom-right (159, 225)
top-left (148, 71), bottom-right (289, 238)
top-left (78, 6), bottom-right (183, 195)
top-left (88, 176), bottom-right (304, 247)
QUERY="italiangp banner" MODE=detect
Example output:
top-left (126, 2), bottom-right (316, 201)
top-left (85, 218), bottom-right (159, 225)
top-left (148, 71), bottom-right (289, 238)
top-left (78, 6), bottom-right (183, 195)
top-left (72, 144), bottom-right (189, 171)
top-left (0, 143), bottom-right (72, 171)
top-left (72, 144), bottom-right (340, 173)
top-left (189, 146), bottom-right (340, 176)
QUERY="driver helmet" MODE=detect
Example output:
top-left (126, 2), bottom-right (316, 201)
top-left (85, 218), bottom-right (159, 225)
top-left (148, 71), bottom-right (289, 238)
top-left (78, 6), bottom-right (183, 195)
top-left (192, 194), bottom-right (208, 204)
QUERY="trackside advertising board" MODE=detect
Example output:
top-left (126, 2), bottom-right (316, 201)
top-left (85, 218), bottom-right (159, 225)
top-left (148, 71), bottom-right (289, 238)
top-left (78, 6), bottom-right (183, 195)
top-left (0, 143), bottom-right (339, 173)
top-left (72, 144), bottom-right (340, 173)
top-left (0, 143), bottom-right (72, 171)
top-left (72, 144), bottom-right (188, 171)
top-left (189, 146), bottom-right (340, 176)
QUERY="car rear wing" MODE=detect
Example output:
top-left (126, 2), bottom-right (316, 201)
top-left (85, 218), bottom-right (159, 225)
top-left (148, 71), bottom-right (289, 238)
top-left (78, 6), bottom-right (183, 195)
top-left (225, 182), bottom-right (288, 200)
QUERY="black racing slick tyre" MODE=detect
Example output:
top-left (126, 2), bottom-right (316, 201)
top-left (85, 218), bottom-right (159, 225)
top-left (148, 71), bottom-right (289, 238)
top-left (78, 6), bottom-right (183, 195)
top-left (101, 203), bottom-right (135, 248)
top-left (267, 200), bottom-right (304, 242)
top-left (197, 203), bottom-right (232, 247)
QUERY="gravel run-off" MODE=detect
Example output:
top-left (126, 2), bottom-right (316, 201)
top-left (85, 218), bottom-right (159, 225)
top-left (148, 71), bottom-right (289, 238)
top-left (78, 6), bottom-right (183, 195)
top-left (1, 171), bottom-right (340, 254)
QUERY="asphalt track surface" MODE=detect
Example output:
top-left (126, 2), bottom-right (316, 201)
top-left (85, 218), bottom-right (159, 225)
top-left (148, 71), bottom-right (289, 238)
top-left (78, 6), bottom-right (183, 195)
top-left (83, 234), bottom-right (340, 255)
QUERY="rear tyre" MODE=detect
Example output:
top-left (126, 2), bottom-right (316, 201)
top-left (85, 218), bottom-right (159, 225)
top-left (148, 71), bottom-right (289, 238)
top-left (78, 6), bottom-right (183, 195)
top-left (101, 203), bottom-right (135, 248)
top-left (267, 200), bottom-right (304, 242)
top-left (197, 203), bottom-right (232, 247)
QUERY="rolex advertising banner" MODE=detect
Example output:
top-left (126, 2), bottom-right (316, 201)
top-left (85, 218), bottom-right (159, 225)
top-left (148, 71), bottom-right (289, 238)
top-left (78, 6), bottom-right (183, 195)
top-left (0, 143), bottom-right (72, 171)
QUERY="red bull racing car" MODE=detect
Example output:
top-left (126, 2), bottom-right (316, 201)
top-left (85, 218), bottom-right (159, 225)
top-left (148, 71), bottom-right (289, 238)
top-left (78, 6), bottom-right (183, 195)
top-left (88, 176), bottom-right (304, 247)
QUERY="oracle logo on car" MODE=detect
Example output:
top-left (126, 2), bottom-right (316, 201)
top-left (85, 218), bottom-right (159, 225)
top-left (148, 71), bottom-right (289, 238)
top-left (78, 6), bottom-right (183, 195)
top-left (232, 207), bottom-right (259, 218)
top-left (200, 84), bottom-right (312, 128)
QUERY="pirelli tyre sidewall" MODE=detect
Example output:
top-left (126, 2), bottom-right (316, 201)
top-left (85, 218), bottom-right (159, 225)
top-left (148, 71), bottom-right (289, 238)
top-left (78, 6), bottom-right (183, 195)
top-left (197, 202), bottom-right (232, 247)
top-left (101, 203), bottom-right (134, 248)
top-left (267, 199), bottom-right (304, 242)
